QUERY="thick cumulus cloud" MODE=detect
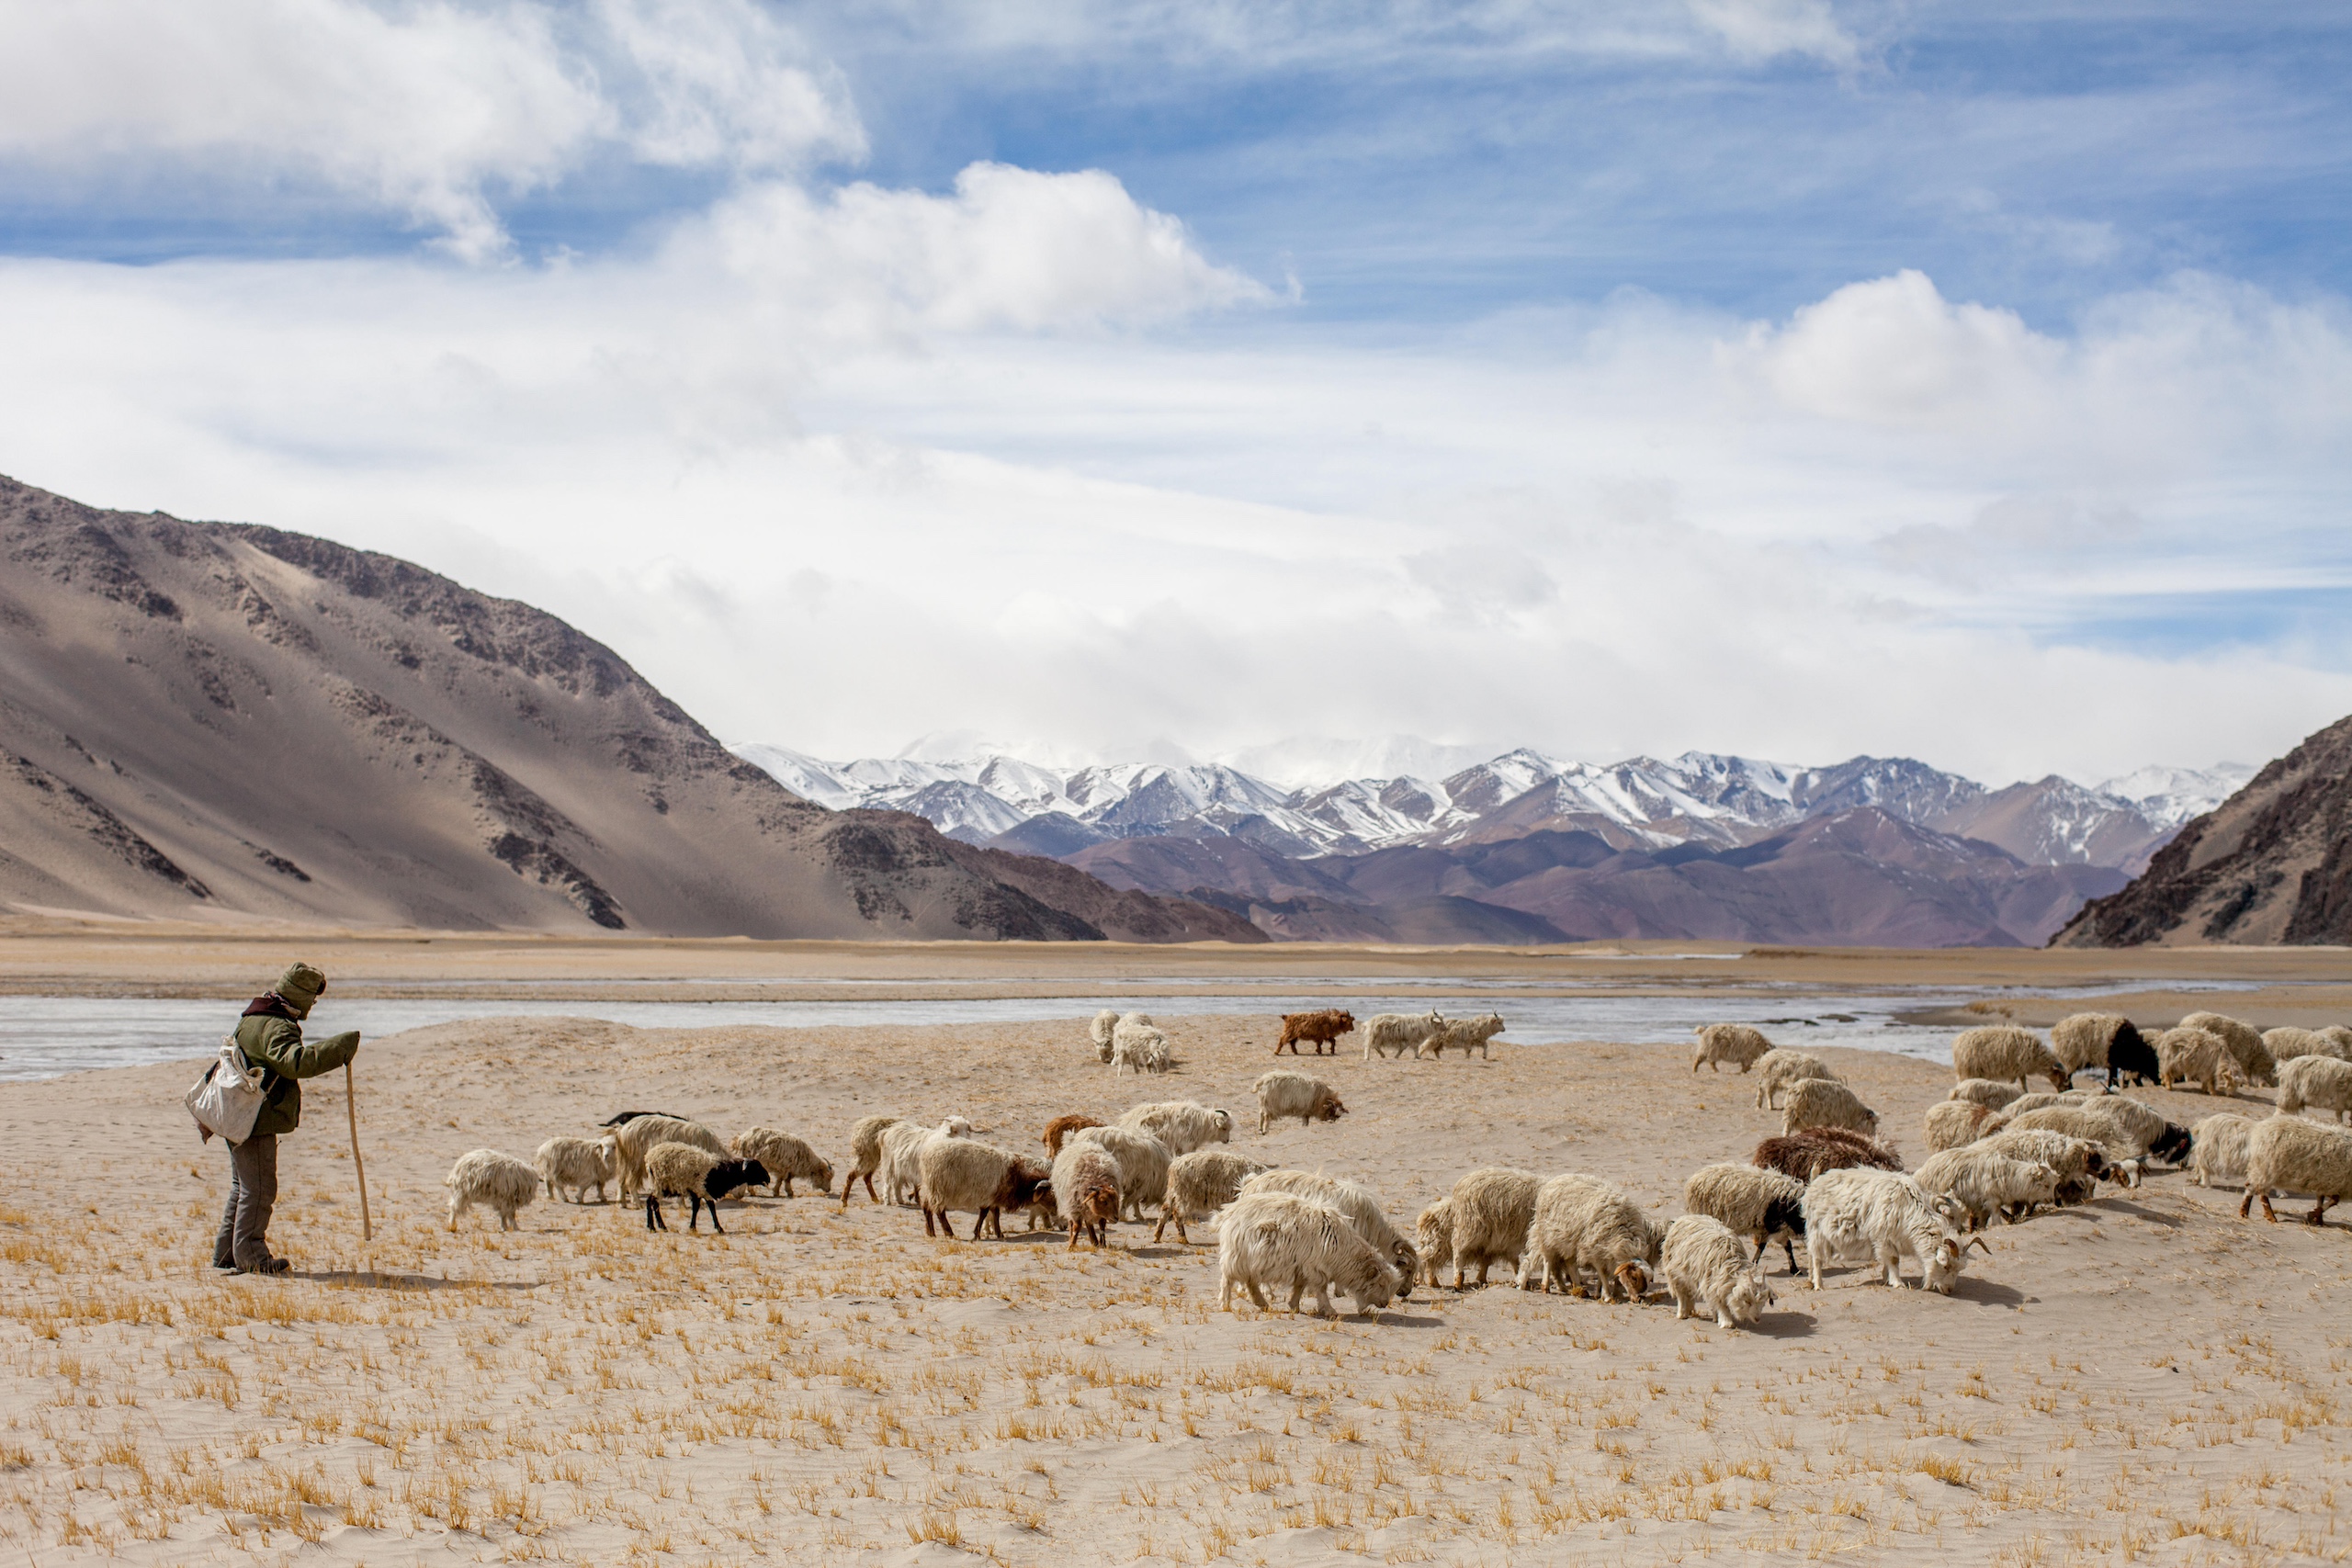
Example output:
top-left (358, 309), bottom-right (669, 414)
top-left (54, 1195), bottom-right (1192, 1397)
top-left (0, 0), bottom-right (862, 258)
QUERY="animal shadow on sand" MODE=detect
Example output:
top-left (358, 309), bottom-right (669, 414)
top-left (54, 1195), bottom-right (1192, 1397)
top-left (293, 1269), bottom-right (538, 1292)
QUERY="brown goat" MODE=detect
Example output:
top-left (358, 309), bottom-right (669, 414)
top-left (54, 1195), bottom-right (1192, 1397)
top-left (1065, 1164), bottom-right (1121, 1250)
top-left (1041, 1113), bottom-right (1104, 1156)
top-left (1275, 1010), bottom-right (1357, 1056)
top-left (1751, 1127), bottom-right (1904, 1183)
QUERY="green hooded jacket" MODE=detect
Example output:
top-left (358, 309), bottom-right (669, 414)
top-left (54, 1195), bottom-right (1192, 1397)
top-left (233, 1014), bottom-right (360, 1139)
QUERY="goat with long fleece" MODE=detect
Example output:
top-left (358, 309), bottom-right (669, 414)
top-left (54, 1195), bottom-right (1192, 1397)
top-left (2180, 1010), bottom-right (2277, 1087)
top-left (1054, 1144), bottom-right (1123, 1249)
top-left (1117, 1100), bottom-right (1231, 1156)
top-left (1254, 1070), bottom-right (1347, 1134)
top-left (1155, 1149), bottom-right (1269, 1244)
top-left (1426, 1011), bottom-right (1505, 1060)
top-left (1754, 1049), bottom-right (1837, 1110)
top-left (1090, 1010), bottom-right (1119, 1063)
top-left (1413, 1199), bottom-right (1456, 1291)
top-left (1445, 1167), bottom-right (1544, 1289)
top-left (2189, 1114), bottom-right (2256, 1189)
top-left (916, 1139), bottom-right (1050, 1241)
top-left (534, 1136), bottom-right (614, 1204)
top-left (1692, 1023), bottom-right (1773, 1074)
top-left (641, 1146), bottom-right (767, 1234)
top-left (1110, 1013), bottom-right (1170, 1075)
top-left (1683, 1163), bottom-right (1807, 1273)
top-left (1912, 1146), bottom-right (2061, 1231)
top-left (1240, 1168), bottom-right (1418, 1297)
top-left (446, 1149), bottom-right (538, 1232)
top-left (1361, 1010), bottom-right (1444, 1061)
top-left (840, 1114), bottom-right (900, 1205)
top-left (609, 1113), bottom-right (729, 1201)
top-left (1216, 1190), bottom-right (1400, 1319)
top-left (1661, 1214), bottom-right (1777, 1330)
top-left (1800, 1168), bottom-right (1980, 1293)
top-left (1781, 1078), bottom-right (1881, 1139)
top-left (1751, 1127), bottom-right (1904, 1184)
top-left (1521, 1173), bottom-right (1661, 1302)
top-left (879, 1116), bottom-right (976, 1207)
top-left (1067, 1124), bottom-right (1172, 1223)
top-left (1951, 1026), bottom-right (2070, 1095)
top-left (2240, 1114), bottom-right (2352, 1224)
top-left (729, 1127), bottom-right (832, 1198)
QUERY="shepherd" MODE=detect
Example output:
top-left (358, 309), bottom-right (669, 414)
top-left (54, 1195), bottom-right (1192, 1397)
top-left (210, 963), bottom-right (361, 1276)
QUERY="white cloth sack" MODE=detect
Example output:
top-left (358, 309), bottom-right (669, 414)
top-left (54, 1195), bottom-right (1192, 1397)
top-left (185, 1034), bottom-right (268, 1145)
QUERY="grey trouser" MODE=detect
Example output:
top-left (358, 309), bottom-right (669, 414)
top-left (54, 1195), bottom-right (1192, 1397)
top-left (212, 1134), bottom-right (279, 1270)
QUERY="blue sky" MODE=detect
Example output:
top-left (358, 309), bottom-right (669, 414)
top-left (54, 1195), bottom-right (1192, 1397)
top-left (0, 1), bottom-right (2346, 784)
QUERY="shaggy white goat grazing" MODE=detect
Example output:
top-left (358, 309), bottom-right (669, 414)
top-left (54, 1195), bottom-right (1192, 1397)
top-left (2001, 1101), bottom-right (2183, 1171)
top-left (1951, 1026), bottom-right (2071, 1095)
top-left (1155, 1148), bottom-right (1269, 1244)
top-left (1253, 1070), bottom-right (1348, 1134)
top-left (840, 1114), bottom-right (901, 1206)
top-left (915, 1139), bottom-right (1047, 1241)
top-left (1216, 1190), bottom-right (1400, 1319)
top-left (1800, 1168), bottom-right (1976, 1293)
top-left (1979, 1129), bottom-right (2113, 1207)
top-left (1692, 1023), bottom-right (1773, 1075)
top-left (1520, 1173), bottom-right (1660, 1302)
top-left (1117, 1100), bottom-right (1232, 1156)
top-left (1753, 1049), bottom-right (1837, 1110)
top-left (2190, 1114), bottom-right (2256, 1189)
top-left (1781, 1078), bottom-right (1880, 1139)
top-left (1068, 1124), bottom-right (1173, 1222)
top-left (1923, 1099), bottom-right (1995, 1154)
top-left (534, 1136), bottom-right (613, 1204)
top-left (2154, 1026), bottom-right (2245, 1099)
top-left (1661, 1215), bottom-right (1777, 1330)
top-left (1948, 1078), bottom-right (2024, 1111)
top-left (1054, 1143), bottom-right (1123, 1249)
top-left (1110, 1014), bottom-right (1170, 1076)
top-left (2180, 1010), bottom-right (2277, 1087)
top-left (2278, 1055), bottom-right (2352, 1124)
top-left (609, 1114), bottom-right (729, 1201)
top-left (1413, 1199), bottom-right (1456, 1291)
top-left (876, 1116), bottom-right (975, 1207)
top-left (1682, 1163), bottom-right (1808, 1274)
top-left (1090, 1010), bottom-right (1119, 1064)
top-left (1912, 1146), bottom-right (2061, 1230)
top-left (1240, 1169), bottom-right (1418, 1296)
top-left (2240, 1115), bottom-right (2352, 1224)
top-left (729, 1127), bottom-right (832, 1198)
top-left (1360, 1010), bottom-right (1445, 1061)
top-left (446, 1149), bottom-right (538, 1232)
top-left (2265, 1026), bottom-right (2344, 1065)
top-left (1446, 1168), bottom-right (1544, 1289)
top-left (1425, 1012), bottom-right (1505, 1060)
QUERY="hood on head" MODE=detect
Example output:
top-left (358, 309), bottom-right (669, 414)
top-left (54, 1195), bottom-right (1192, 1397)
top-left (272, 962), bottom-right (326, 1019)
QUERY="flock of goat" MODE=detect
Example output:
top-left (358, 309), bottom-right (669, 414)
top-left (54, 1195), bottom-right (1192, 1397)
top-left (433, 1003), bottom-right (2352, 1329)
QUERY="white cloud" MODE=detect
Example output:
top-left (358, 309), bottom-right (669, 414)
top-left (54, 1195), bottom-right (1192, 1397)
top-left (1685, 0), bottom-right (1859, 67)
top-left (0, 0), bottom-right (862, 258)
top-left (0, 176), bottom-right (2346, 785)
top-left (688, 164), bottom-right (1272, 335)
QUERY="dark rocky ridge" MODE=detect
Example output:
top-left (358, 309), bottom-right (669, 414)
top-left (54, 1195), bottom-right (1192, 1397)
top-left (2053, 713), bottom-right (2352, 947)
top-left (0, 475), bottom-right (1256, 942)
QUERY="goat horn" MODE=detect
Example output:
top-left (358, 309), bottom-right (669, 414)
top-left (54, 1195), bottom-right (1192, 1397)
top-left (1964, 1235), bottom-right (1993, 1256)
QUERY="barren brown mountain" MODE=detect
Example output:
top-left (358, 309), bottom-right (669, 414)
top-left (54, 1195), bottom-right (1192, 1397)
top-left (0, 476), bottom-right (1256, 941)
top-left (2054, 711), bottom-right (2352, 946)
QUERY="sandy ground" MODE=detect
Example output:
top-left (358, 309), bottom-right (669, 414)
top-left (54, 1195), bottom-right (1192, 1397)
top-left (6, 1008), bottom-right (2352, 1566)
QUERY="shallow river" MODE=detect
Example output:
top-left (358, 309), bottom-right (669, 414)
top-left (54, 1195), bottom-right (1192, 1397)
top-left (0, 978), bottom-right (2269, 1082)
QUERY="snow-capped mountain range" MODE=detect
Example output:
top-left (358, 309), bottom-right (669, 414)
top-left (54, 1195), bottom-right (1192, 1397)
top-left (729, 742), bottom-right (2254, 873)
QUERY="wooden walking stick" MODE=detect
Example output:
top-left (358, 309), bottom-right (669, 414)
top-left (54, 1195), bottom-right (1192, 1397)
top-left (345, 1061), bottom-right (372, 1243)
